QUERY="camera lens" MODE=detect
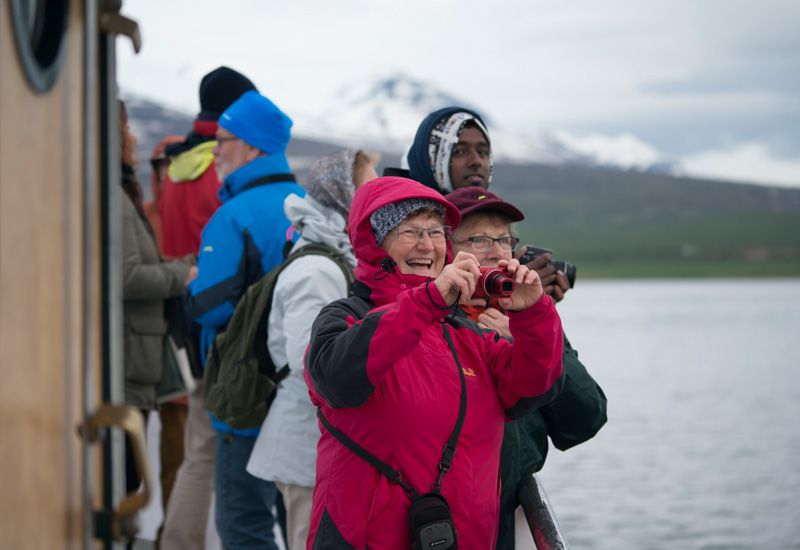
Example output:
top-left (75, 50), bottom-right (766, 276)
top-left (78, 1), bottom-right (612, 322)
top-left (476, 267), bottom-right (515, 298)
top-left (551, 260), bottom-right (577, 289)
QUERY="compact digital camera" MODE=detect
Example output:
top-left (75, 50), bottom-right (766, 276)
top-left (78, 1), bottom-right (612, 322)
top-left (474, 267), bottom-right (515, 299)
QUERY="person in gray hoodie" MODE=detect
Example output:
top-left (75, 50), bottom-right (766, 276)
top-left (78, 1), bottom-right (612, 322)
top-left (246, 149), bottom-right (378, 549)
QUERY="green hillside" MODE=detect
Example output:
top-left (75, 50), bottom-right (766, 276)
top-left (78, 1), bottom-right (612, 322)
top-left (127, 96), bottom-right (799, 279)
top-left (489, 163), bottom-right (800, 278)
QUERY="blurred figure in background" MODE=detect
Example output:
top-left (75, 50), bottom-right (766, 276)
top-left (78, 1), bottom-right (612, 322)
top-left (142, 133), bottom-right (191, 549)
top-left (143, 135), bottom-right (183, 255)
top-left (184, 89), bottom-right (303, 550)
top-left (160, 66), bottom-right (257, 550)
top-left (246, 149), bottom-right (378, 549)
top-left (158, 66), bottom-right (256, 258)
top-left (119, 100), bottom-right (195, 546)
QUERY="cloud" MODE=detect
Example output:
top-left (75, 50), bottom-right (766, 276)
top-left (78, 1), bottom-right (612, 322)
top-left (683, 143), bottom-right (800, 187)
top-left (117, 0), bottom-right (800, 187)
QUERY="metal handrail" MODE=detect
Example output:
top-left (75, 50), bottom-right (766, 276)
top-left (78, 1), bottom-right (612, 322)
top-left (517, 474), bottom-right (570, 549)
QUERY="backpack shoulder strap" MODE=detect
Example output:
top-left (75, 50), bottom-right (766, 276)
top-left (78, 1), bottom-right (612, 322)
top-left (284, 242), bottom-right (355, 295)
top-left (246, 243), bottom-right (354, 378)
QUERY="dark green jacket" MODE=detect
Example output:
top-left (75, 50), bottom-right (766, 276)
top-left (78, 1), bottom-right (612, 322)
top-left (496, 335), bottom-right (607, 549)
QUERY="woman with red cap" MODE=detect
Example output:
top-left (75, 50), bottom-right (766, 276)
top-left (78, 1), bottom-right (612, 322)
top-left (446, 186), bottom-right (607, 550)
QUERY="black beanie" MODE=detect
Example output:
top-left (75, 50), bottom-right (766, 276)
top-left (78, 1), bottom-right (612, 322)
top-left (198, 66), bottom-right (258, 121)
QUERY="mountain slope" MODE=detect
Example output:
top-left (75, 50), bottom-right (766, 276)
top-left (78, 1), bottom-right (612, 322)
top-left (294, 73), bottom-right (681, 174)
top-left (124, 93), bottom-right (800, 277)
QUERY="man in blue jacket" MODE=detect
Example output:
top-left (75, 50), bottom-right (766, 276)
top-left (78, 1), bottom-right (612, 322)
top-left (185, 90), bottom-right (303, 550)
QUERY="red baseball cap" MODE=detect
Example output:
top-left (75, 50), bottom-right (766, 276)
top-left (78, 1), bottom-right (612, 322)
top-left (444, 187), bottom-right (524, 222)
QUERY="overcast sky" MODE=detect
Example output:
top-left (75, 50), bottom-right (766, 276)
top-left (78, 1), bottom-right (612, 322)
top-left (118, 0), bottom-right (800, 187)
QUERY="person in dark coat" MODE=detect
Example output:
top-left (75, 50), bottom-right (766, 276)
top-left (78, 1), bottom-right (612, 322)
top-left (120, 100), bottom-right (194, 412)
top-left (446, 186), bottom-right (607, 549)
top-left (119, 102), bottom-right (194, 550)
top-left (404, 106), bottom-right (574, 302)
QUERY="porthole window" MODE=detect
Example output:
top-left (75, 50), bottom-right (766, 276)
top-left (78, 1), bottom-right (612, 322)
top-left (9, 0), bottom-right (69, 93)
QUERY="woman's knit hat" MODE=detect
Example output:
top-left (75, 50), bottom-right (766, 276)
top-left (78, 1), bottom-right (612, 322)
top-left (198, 66), bottom-right (257, 121)
top-left (369, 198), bottom-right (444, 244)
top-left (219, 90), bottom-right (292, 154)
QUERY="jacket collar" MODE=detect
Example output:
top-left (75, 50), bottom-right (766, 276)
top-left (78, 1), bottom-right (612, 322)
top-left (218, 153), bottom-right (291, 203)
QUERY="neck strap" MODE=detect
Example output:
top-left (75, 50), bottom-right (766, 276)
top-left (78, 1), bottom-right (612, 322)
top-left (242, 173), bottom-right (296, 192)
top-left (316, 323), bottom-right (467, 500)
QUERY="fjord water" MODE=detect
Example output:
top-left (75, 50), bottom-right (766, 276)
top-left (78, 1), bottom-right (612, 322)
top-left (533, 279), bottom-right (800, 549)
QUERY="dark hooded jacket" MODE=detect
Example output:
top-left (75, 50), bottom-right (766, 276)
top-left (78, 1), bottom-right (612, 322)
top-left (304, 176), bottom-right (565, 549)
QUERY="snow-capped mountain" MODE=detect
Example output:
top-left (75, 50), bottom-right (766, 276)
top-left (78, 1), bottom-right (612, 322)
top-left (294, 73), bottom-right (681, 175)
top-left (293, 72), bottom-right (485, 152)
top-left (124, 73), bottom-right (681, 177)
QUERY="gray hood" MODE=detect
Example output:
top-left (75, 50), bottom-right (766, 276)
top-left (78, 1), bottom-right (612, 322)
top-left (284, 194), bottom-right (356, 267)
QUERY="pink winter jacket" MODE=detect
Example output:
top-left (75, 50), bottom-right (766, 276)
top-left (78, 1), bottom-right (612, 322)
top-left (304, 177), bottom-right (564, 549)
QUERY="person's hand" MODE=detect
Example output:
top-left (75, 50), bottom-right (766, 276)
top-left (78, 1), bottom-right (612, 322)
top-left (183, 266), bottom-right (198, 287)
top-left (549, 270), bottom-right (570, 303)
top-left (433, 251), bottom-right (481, 306)
top-left (517, 245), bottom-right (569, 303)
top-left (477, 307), bottom-right (511, 337)
top-left (496, 258), bottom-right (543, 311)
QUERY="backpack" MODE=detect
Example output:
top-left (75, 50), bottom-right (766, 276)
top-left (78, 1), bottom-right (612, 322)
top-left (203, 243), bottom-right (354, 429)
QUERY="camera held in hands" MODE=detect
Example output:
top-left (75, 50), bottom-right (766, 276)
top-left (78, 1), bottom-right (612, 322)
top-left (474, 267), bottom-right (515, 299)
top-left (518, 246), bottom-right (577, 289)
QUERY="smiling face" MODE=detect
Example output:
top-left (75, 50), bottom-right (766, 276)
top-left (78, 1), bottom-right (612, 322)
top-left (449, 125), bottom-right (491, 189)
top-left (452, 212), bottom-right (514, 267)
top-left (380, 209), bottom-right (448, 278)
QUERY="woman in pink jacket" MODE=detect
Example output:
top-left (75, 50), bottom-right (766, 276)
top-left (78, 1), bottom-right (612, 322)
top-left (304, 176), bottom-right (565, 549)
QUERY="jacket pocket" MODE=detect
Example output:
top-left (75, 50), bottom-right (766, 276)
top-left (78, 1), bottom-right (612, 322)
top-left (124, 316), bottom-right (167, 386)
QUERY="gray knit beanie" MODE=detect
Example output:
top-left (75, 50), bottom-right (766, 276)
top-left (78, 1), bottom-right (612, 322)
top-left (369, 198), bottom-right (443, 244)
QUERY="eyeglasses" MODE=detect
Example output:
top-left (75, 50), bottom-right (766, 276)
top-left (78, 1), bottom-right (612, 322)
top-left (215, 136), bottom-right (239, 145)
top-left (456, 236), bottom-right (519, 252)
top-left (393, 225), bottom-right (452, 244)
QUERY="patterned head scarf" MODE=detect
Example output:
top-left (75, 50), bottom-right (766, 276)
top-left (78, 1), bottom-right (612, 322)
top-left (407, 107), bottom-right (493, 193)
top-left (429, 112), bottom-right (492, 193)
top-left (301, 150), bottom-right (357, 220)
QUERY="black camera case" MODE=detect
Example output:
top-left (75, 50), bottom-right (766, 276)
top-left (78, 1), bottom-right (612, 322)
top-left (409, 492), bottom-right (457, 549)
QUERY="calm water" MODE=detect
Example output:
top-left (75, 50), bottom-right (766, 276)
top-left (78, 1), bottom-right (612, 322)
top-left (535, 279), bottom-right (800, 550)
top-left (139, 279), bottom-right (800, 549)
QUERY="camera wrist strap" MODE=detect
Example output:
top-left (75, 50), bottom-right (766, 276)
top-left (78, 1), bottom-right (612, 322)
top-left (316, 323), bottom-right (467, 501)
